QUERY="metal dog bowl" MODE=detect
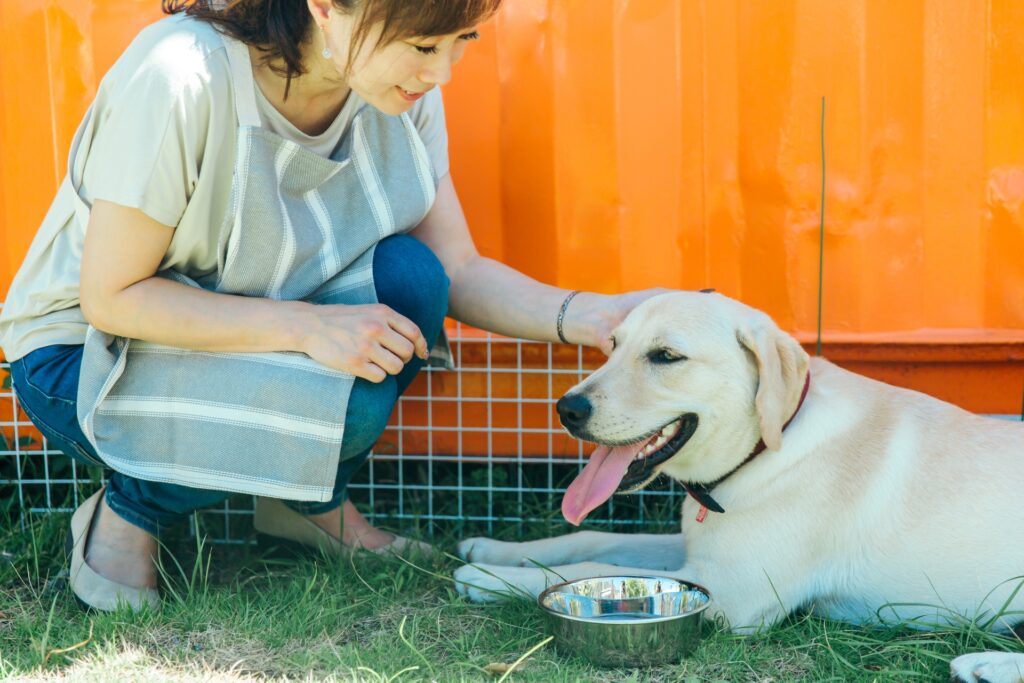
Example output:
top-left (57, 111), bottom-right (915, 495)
top-left (538, 576), bottom-right (711, 667)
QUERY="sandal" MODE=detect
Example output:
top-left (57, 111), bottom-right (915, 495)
top-left (253, 496), bottom-right (436, 558)
top-left (66, 487), bottom-right (160, 612)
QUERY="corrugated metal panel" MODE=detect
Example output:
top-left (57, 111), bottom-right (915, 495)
top-left (450, 0), bottom-right (1024, 340)
top-left (2, 0), bottom-right (1023, 341)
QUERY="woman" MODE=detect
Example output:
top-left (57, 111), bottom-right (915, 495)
top-left (0, 0), bottom-right (664, 612)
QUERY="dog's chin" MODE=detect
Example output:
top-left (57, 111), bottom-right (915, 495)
top-left (613, 413), bottom-right (698, 493)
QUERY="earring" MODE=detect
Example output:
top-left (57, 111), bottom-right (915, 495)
top-left (321, 27), bottom-right (332, 59)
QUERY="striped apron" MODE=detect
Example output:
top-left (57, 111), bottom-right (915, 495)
top-left (76, 34), bottom-right (440, 502)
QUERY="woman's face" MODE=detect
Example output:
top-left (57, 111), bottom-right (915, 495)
top-left (322, 8), bottom-right (479, 115)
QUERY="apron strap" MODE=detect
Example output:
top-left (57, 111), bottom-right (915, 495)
top-left (221, 34), bottom-right (262, 129)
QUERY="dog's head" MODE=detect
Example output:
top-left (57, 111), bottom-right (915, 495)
top-left (557, 291), bottom-right (809, 525)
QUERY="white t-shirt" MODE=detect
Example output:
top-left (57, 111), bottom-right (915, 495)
top-left (0, 14), bottom-right (449, 362)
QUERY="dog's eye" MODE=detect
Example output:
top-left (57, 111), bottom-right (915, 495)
top-left (648, 348), bottom-right (687, 364)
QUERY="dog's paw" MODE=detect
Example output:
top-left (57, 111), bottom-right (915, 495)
top-left (452, 563), bottom-right (516, 602)
top-left (453, 563), bottom-right (547, 603)
top-left (950, 652), bottom-right (1024, 683)
top-left (457, 537), bottom-right (527, 565)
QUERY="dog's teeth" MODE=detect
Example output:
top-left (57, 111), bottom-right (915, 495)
top-left (664, 421), bottom-right (680, 437)
top-left (635, 441), bottom-right (658, 460)
top-left (634, 429), bottom-right (674, 463)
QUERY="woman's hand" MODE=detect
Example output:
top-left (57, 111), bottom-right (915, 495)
top-left (570, 288), bottom-right (675, 355)
top-left (299, 303), bottom-right (429, 382)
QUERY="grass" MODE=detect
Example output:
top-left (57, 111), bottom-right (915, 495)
top-left (0, 501), bottom-right (1021, 682)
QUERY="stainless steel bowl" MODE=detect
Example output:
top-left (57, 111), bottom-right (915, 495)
top-left (537, 576), bottom-right (711, 667)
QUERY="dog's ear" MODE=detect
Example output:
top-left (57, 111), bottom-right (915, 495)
top-left (736, 316), bottom-right (809, 451)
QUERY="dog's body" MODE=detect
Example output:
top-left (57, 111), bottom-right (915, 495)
top-left (454, 292), bottom-right (1024, 682)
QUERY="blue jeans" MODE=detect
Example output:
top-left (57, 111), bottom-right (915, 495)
top-left (9, 235), bottom-right (448, 535)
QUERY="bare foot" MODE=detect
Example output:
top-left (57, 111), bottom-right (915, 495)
top-left (85, 496), bottom-right (158, 589)
top-left (306, 501), bottom-right (396, 550)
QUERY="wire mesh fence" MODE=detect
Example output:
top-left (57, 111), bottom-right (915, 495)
top-left (0, 321), bottom-right (684, 543)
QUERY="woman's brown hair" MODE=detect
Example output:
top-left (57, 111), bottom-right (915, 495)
top-left (163, 0), bottom-right (501, 95)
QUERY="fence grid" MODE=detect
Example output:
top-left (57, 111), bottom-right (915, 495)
top-left (1, 322), bottom-right (683, 543)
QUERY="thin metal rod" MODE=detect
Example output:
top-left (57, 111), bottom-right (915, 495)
top-left (816, 96), bottom-right (826, 357)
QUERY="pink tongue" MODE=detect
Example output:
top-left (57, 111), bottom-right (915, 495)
top-left (562, 442), bottom-right (645, 526)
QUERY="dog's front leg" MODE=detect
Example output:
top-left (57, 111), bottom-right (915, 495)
top-left (454, 560), bottom-right (679, 603)
top-left (458, 531), bottom-right (685, 570)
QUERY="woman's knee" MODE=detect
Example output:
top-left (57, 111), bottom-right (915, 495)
top-left (373, 235), bottom-right (449, 345)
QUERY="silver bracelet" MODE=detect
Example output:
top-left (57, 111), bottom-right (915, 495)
top-left (556, 290), bottom-right (581, 344)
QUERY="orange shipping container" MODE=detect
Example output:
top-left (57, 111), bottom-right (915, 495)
top-left (1, 0), bottom-right (1022, 415)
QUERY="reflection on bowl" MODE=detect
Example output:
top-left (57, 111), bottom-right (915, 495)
top-left (538, 576), bottom-right (711, 667)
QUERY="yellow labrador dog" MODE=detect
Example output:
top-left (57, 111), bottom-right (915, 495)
top-left (454, 291), bottom-right (1024, 683)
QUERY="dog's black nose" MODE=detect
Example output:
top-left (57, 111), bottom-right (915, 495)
top-left (556, 393), bottom-right (592, 430)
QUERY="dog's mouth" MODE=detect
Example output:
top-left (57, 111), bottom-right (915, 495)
top-left (617, 413), bottom-right (699, 492)
top-left (561, 413), bottom-right (698, 526)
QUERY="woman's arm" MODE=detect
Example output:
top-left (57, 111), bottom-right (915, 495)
top-left (79, 200), bottom-right (427, 381)
top-left (411, 175), bottom-right (668, 353)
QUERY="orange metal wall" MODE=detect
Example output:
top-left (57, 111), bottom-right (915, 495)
top-left (443, 0), bottom-right (1024, 340)
top-left (2, 1), bottom-right (1023, 411)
